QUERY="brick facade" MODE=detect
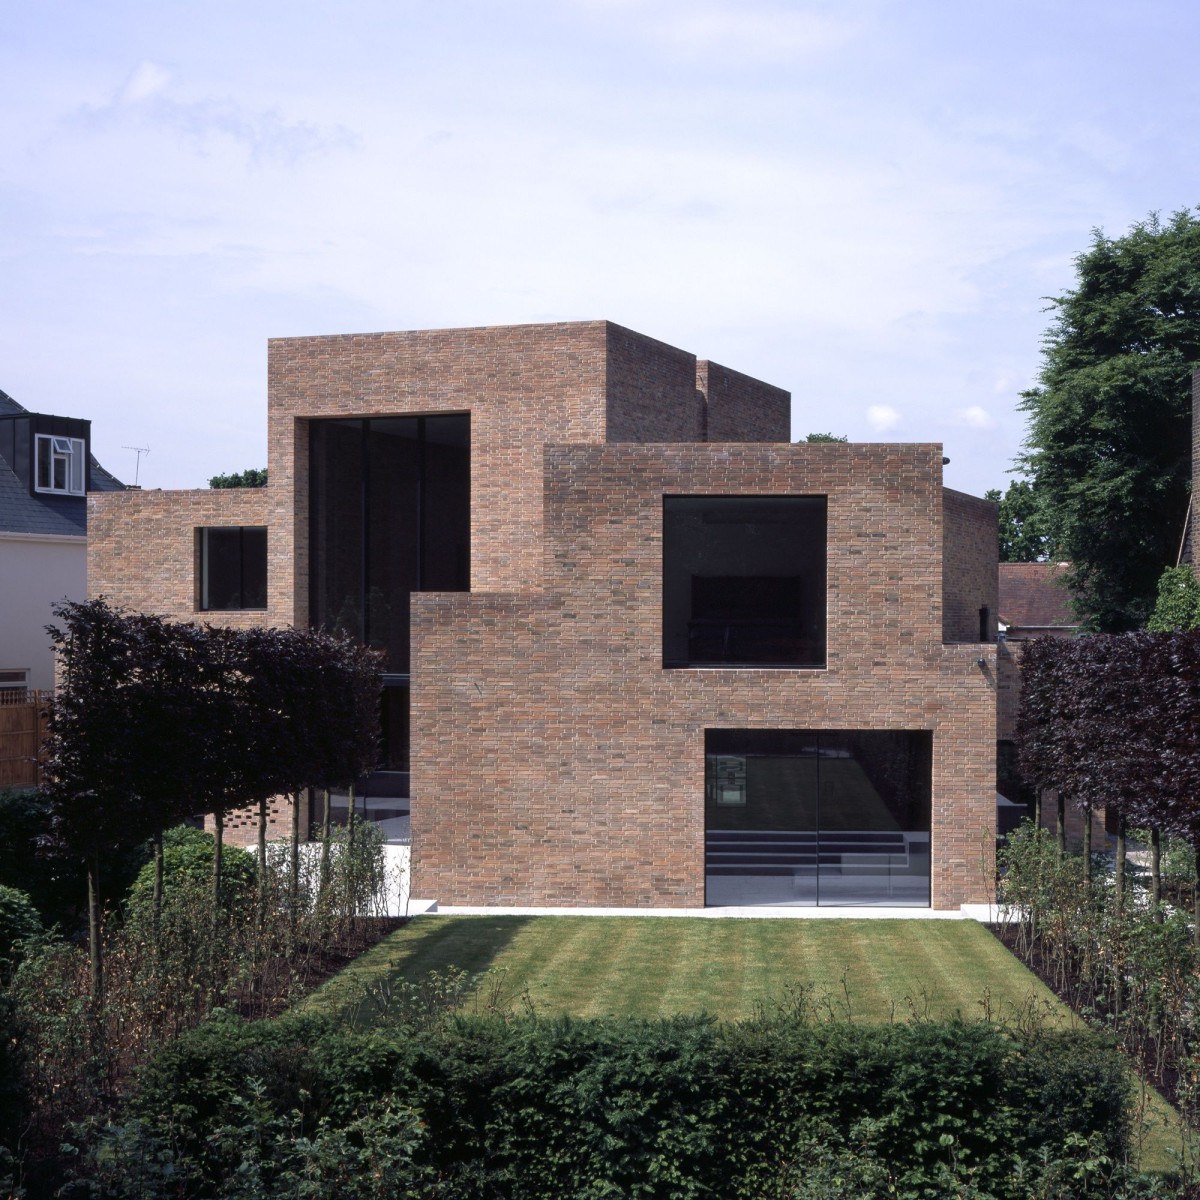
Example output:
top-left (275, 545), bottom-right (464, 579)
top-left (89, 320), bottom-right (997, 903)
top-left (412, 443), bottom-right (995, 909)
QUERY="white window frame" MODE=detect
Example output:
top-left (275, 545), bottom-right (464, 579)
top-left (34, 434), bottom-right (86, 496)
top-left (0, 669), bottom-right (30, 700)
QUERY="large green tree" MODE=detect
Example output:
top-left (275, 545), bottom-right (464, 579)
top-left (984, 479), bottom-right (1052, 563)
top-left (1019, 209), bottom-right (1200, 631)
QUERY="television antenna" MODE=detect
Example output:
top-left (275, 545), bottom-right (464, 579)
top-left (122, 445), bottom-right (151, 486)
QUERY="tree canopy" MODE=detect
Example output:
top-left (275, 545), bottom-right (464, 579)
top-left (1018, 209), bottom-right (1200, 631)
top-left (984, 479), bottom-right (1052, 563)
top-left (209, 468), bottom-right (267, 488)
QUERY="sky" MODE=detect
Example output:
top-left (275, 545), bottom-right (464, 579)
top-left (2, 1), bottom-right (1200, 497)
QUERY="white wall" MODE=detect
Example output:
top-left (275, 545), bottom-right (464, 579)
top-left (0, 532), bottom-right (86, 691)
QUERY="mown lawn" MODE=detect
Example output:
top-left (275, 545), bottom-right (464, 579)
top-left (306, 915), bottom-right (1063, 1023)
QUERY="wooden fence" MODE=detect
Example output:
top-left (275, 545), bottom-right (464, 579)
top-left (0, 690), bottom-right (49, 789)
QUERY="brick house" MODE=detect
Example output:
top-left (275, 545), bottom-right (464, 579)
top-left (88, 321), bottom-right (998, 910)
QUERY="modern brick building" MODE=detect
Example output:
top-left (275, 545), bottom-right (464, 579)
top-left (88, 320), bottom-right (999, 909)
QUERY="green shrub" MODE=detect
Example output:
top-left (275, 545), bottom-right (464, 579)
top-left (0, 884), bottom-right (43, 972)
top-left (127, 825), bottom-right (256, 914)
top-left (106, 1010), bottom-right (1137, 1199)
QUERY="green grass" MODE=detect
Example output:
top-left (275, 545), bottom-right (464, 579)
top-left (303, 915), bottom-right (1189, 1172)
top-left (307, 915), bottom-right (1062, 1023)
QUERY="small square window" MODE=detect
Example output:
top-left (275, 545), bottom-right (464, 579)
top-left (198, 527), bottom-right (268, 611)
top-left (35, 435), bottom-right (85, 495)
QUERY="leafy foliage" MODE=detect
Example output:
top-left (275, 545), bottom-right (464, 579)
top-left (0, 886), bottom-right (42, 974)
top-left (1019, 209), bottom-right (1200, 631)
top-left (93, 1010), bottom-right (1135, 1199)
top-left (127, 826), bottom-right (256, 915)
top-left (209, 468), bottom-right (267, 488)
top-left (984, 479), bottom-right (1053, 563)
top-left (801, 432), bottom-right (848, 443)
top-left (1147, 564), bottom-right (1200, 632)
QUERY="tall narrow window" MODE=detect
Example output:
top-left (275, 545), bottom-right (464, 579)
top-left (34, 435), bottom-right (85, 495)
top-left (663, 496), bottom-right (827, 668)
top-left (198, 527), bottom-right (268, 611)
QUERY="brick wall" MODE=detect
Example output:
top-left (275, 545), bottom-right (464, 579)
top-left (88, 487), bottom-right (276, 626)
top-left (604, 324), bottom-right (704, 442)
top-left (698, 360), bottom-right (791, 442)
top-left (412, 442), bottom-right (996, 910)
top-left (942, 488), bottom-right (998, 644)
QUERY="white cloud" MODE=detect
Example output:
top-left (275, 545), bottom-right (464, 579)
top-left (120, 60), bottom-right (171, 105)
top-left (957, 405), bottom-right (996, 429)
top-left (866, 405), bottom-right (900, 432)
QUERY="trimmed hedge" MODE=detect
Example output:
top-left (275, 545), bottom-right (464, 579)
top-left (99, 1010), bottom-right (1136, 1199)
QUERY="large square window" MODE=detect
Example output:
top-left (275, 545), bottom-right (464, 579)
top-left (662, 496), bottom-right (826, 668)
top-left (198, 527), bottom-right (268, 611)
top-left (35, 435), bottom-right (85, 495)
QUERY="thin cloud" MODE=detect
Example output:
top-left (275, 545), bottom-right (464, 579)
top-left (867, 405), bottom-right (900, 433)
top-left (120, 61), bottom-right (171, 105)
top-left (956, 405), bottom-right (996, 429)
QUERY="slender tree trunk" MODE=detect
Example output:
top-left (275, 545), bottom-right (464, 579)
top-left (1081, 808), bottom-right (1092, 886)
top-left (1056, 793), bottom-right (1066, 860)
top-left (289, 790), bottom-right (301, 934)
top-left (318, 788), bottom-right (333, 914)
top-left (1193, 837), bottom-right (1200, 949)
top-left (347, 783), bottom-right (357, 925)
top-left (1115, 815), bottom-right (1127, 907)
top-left (152, 828), bottom-right (164, 931)
top-left (212, 811), bottom-right (225, 915)
top-left (257, 796), bottom-right (268, 930)
top-left (1033, 788), bottom-right (1042, 832)
top-left (1151, 828), bottom-right (1162, 923)
top-left (87, 853), bottom-right (103, 1012)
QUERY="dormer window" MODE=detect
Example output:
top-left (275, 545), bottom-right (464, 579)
top-left (35, 435), bottom-right (85, 495)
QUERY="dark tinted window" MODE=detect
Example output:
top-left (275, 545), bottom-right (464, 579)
top-left (199, 527), bottom-right (267, 611)
top-left (663, 496), bottom-right (826, 668)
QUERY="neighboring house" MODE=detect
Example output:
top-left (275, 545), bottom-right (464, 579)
top-left (995, 561), bottom-right (1080, 836)
top-left (0, 388), bottom-right (124, 695)
top-left (87, 321), bottom-right (998, 910)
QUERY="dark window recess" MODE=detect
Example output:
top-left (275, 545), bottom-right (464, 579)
top-left (704, 729), bottom-right (932, 907)
top-left (199, 527), bottom-right (267, 610)
top-left (663, 496), bottom-right (826, 668)
top-left (979, 606), bottom-right (991, 642)
top-left (309, 414), bottom-right (469, 673)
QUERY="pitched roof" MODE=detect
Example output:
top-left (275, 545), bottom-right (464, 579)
top-left (998, 562), bottom-right (1077, 630)
top-left (0, 386), bottom-right (125, 534)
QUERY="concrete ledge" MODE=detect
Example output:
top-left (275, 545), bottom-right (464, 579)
top-left (412, 904), bottom-right (979, 920)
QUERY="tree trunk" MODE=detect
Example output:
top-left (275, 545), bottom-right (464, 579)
top-left (1056, 792), bottom-right (1066, 860)
top-left (257, 796), bottom-right (268, 930)
top-left (319, 782), bottom-right (333, 902)
top-left (346, 782), bottom-right (357, 923)
top-left (1081, 808), bottom-right (1091, 885)
top-left (1151, 828), bottom-right (1162, 923)
top-left (87, 853), bottom-right (103, 1012)
top-left (1115, 815), bottom-right (1127, 907)
top-left (289, 790), bottom-right (301, 931)
top-left (1193, 837), bottom-right (1200, 949)
top-left (1033, 788), bottom-right (1042, 831)
top-left (212, 811), bottom-right (225, 915)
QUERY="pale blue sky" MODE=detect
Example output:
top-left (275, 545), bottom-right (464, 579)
top-left (3, 0), bottom-right (1199, 496)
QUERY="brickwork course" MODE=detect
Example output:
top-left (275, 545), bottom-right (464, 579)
top-left (89, 320), bottom-right (998, 907)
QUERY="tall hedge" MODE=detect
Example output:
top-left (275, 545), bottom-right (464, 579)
top-left (105, 1011), bottom-right (1133, 1199)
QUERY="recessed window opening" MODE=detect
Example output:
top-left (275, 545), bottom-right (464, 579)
top-left (663, 496), bottom-right (827, 668)
top-left (35, 435), bottom-right (85, 495)
top-left (198, 527), bottom-right (268, 611)
top-left (978, 606), bottom-right (991, 642)
top-left (704, 729), bottom-right (932, 907)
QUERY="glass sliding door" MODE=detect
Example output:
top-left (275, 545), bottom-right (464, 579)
top-left (705, 730), bottom-right (931, 907)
